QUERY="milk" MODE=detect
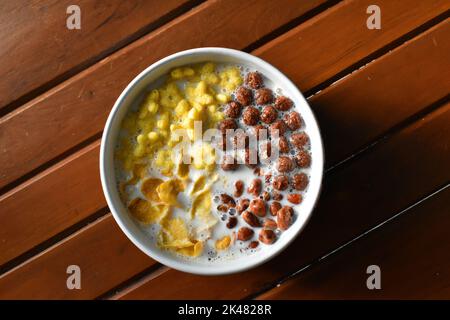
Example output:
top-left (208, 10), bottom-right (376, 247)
top-left (114, 63), bottom-right (312, 264)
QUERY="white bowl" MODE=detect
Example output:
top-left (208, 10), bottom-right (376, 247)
top-left (100, 48), bottom-right (324, 275)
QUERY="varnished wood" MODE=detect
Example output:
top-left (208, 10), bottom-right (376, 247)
top-left (257, 186), bottom-right (450, 299)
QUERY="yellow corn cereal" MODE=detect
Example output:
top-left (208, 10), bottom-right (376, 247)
top-left (215, 235), bottom-right (231, 250)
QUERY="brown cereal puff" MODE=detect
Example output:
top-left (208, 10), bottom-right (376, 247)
top-left (248, 241), bottom-right (259, 249)
top-left (247, 178), bottom-right (262, 196)
top-left (260, 105), bottom-right (278, 124)
top-left (272, 191), bottom-right (283, 201)
top-left (276, 156), bottom-right (294, 173)
top-left (269, 119), bottom-right (287, 137)
top-left (224, 101), bottom-right (242, 118)
top-left (277, 206), bottom-right (294, 230)
top-left (275, 95), bottom-right (293, 111)
top-left (272, 175), bottom-right (289, 191)
top-left (245, 148), bottom-right (259, 168)
top-left (235, 86), bottom-right (252, 106)
top-left (283, 111), bottom-right (302, 130)
top-left (243, 106), bottom-right (260, 126)
top-left (292, 172), bottom-right (309, 191)
top-left (278, 136), bottom-right (290, 153)
top-left (221, 154), bottom-right (238, 171)
top-left (269, 201), bottom-right (282, 216)
top-left (245, 71), bottom-right (264, 89)
top-left (218, 119), bottom-right (237, 135)
top-left (287, 193), bottom-right (302, 205)
top-left (255, 88), bottom-right (273, 105)
top-left (242, 210), bottom-right (261, 227)
top-left (234, 180), bottom-right (244, 197)
top-left (259, 229), bottom-right (276, 244)
top-left (249, 198), bottom-right (267, 217)
top-left (295, 150), bottom-right (311, 168)
top-left (291, 132), bottom-right (309, 149)
top-left (237, 227), bottom-right (254, 241)
top-left (236, 198), bottom-right (250, 214)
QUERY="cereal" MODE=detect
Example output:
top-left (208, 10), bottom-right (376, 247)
top-left (255, 88), bottom-right (273, 105)
top-left (292, 173), bottom-right (309, 191)
top-left (287, 193), bottom-right (302, 204)
top-left (224, 101), bottom-right (242, 118)
top-left (243, 106), bottom-right (260, 126)
top-left (291, 132), bottom-right (309, 149)
top-left (116, 63), bottom-right (314, 261)
top-left (259, 229), bottom-right (276, 244)
top-left (269, 201), bottom-right (282, 216)
top-left (237, 227), bottom-right (254, 241)
top-left (295, 150), bottom-right (311, 168)
top-left (260, 105), bottom-right (278, 124)
top-left (274, 96), bottom-right (293, 111)
top-left (249, 199), bottom-right (267, 217)
top-left (235, 86), bottom-right (252, 106)
top-left (242, 210), bottom-right (261, 227)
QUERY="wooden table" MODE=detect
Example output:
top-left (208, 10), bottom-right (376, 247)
top-left (0, 0), bottom-right (449, 300)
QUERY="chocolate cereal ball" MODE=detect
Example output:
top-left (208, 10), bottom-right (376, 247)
top-left (243, 106), bottom-right (260, 126)
top-left (269, 119), bottom-right (287, 136)
top-left (276, 156), bottom-right (294, 173)
top-left (245, 71), bottom-right (264, 89)
top-left (275, 96), bottom-right (293, 111)
top-left (283, 111), bottom-right (302, 130)
top-left (290, 132), bottom-right (309, 149)
top-left (292, 172), bottom-right (309, 191)
top-left (295, 150), bottom-right (311, 168)
top-left (218, 119), bottom-right (237, 135)
top-left (255, 88), bottom-right (273, 105)
top-left (224, 101), bottom-right (242, 118)
top-left (278, 136), bottom-right (290, 153)
top-left (272, 175), bottom-right (289, 191)
top-left (235, 86), bottom-right (252, 106)
top-left (260, 105), bottom-right (278, 124)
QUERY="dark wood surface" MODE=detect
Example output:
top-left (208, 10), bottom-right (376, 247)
top-left (0, 0), bottom-right (448, 299)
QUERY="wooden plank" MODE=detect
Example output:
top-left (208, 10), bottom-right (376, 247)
top-left (116, 100), bottom-right (450, 300)
top-left (255, 0), bottom-right (450, 92)
top-left (0, 214), bottom-right (155, 299)
top-left (258, 186), bottom-right (450, 299)
top-left (0, 0), bottom-right (197, 111)
top-left (0, 141), bottom-right (104, 266)
top-left (0, 0), bottom-right (326, 190)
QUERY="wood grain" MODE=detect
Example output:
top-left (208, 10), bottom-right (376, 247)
top-left (0, 0), bottom-right (325, 190)
top-left (0, 0), bottom-right (197, 112)
top-left (117, 100), bottom-right (450, 300)
top-left (254, 0), bottom-right (450, 92)
top-left (0, 214), bottom-right (155, 299)
top-left (258, 185), bottom-right (450, 299)
top-left (0, 141), bottom-right (104, 266)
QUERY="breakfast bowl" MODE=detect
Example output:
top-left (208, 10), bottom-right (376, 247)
top-left (100, 47), bottom-right (324, 275)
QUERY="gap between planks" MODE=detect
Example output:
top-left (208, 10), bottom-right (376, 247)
top-left (0, 0), bottom-right (206, 118)
top-left (251, 183), bottom-right (450, 299)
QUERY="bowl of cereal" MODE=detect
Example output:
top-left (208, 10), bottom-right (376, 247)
top-left (100, 48), bottom-right (324, 275)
